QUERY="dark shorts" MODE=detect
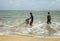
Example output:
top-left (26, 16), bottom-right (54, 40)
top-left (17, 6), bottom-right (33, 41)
top-left (47, 19), bottom-right (51, 24)
top-left (30, 21), bottom-right (33, 26)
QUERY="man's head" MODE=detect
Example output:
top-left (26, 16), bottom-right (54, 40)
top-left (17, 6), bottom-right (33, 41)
top-left (48, 12), bottom-right (50, 14)
top-left (30, 12), bottom-right (32, 16)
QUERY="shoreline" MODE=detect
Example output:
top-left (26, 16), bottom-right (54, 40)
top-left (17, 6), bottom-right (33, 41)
top-left (0, 35), bottom-right (60, 41)
top-left (0, 35), bottom-right (60, 38)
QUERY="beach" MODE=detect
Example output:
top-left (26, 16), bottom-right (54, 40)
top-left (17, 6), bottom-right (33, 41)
top-left (0, 35), bottom-right (60, 41)
top-left (0, 0), bottom-right (60, 41)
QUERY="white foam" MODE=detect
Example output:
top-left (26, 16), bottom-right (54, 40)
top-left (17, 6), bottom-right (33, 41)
top-left (0, 21), bottom-right (60, 36)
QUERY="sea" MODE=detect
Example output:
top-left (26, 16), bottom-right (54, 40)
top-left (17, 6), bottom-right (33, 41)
top-left (0, 10), bottom-right (60, 37)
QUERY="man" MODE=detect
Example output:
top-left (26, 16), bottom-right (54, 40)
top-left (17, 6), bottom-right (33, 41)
top-left (47, 12), bottom-right (51, 24)
top-left (25, 12), bottom-right (34, 26)
top-left (29, 12), bottom-right (34, 26)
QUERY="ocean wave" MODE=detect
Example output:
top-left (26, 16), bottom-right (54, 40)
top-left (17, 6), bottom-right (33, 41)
top-left (0, 21), bottom-right (60, 36)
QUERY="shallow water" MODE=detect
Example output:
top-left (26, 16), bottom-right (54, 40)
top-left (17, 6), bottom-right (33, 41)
top-left (0, 10), bottom-right (60, 37)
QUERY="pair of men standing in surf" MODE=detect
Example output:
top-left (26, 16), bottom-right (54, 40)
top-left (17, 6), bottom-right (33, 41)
top-left (25, 12), bottom-right (51, 27)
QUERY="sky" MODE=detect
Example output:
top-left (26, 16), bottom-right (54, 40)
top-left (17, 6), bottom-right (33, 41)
top-left (0, 0), bottom-right (60, 10)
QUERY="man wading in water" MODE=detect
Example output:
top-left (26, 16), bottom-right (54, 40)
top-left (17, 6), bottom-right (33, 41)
top-left (29, 12), bottom-right (34, 26)
top-left (25, 12), bottom-right (34, 27)
top-left (47, 12), bottom-right (51, 24)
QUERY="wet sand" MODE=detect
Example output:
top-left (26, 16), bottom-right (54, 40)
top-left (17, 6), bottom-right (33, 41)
top-left (0, 35), bottom-right (60, 41)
